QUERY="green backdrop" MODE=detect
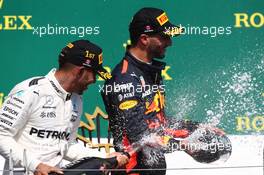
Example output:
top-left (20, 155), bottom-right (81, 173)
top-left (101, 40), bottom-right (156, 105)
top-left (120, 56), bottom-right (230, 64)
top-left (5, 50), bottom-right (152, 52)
top-left (0, 0), bottom-right (263, 135)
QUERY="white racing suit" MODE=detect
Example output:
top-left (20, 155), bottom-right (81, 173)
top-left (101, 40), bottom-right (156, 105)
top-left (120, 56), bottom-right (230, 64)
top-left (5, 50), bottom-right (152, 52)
top-left (0, 69), bottom-right (103, 174)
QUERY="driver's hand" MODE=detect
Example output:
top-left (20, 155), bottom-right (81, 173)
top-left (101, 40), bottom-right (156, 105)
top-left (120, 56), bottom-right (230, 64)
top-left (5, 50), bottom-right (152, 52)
top-left (34, 163), bottom-right (63, 175)
top-left (109, 152), bottom-right (129, 167)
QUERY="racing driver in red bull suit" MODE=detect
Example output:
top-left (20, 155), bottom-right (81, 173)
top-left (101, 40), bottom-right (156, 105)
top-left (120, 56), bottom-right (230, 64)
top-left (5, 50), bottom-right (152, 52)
top-left (101, 7), bottom-right (199, 175)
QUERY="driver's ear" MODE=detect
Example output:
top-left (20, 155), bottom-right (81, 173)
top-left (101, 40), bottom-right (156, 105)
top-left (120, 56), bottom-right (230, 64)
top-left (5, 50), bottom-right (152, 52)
top-left (73, 66), bottom-right (84, 78)
top-left (139, 34), bottom-right (149, 46)
top-left (78, 67), bottom-right (87, 78)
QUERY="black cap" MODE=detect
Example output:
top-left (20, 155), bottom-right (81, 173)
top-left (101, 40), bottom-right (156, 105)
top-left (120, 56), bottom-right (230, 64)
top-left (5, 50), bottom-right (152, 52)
top-left (59, 40), bottom-right (111, 80)
top-left (129, 7), bottom-right (183, 37)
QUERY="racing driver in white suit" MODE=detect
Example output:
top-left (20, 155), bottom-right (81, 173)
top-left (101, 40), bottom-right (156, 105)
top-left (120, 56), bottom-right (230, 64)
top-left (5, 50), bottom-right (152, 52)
top-left (0, 40), bottom-right (128, 175)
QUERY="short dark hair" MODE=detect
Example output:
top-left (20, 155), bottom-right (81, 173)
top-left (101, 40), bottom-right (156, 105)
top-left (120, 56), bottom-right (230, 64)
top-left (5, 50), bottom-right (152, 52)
top-left (58, 54), bottom-right (67, 69)
top-left (129, 30), bottom-right (141, 46)
top-left (58, 56), bottom-right (76, 71)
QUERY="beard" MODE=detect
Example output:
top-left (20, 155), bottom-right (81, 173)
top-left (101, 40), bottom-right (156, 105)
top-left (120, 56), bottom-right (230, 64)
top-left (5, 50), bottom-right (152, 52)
top-left (148, 44), bottom-right (166, 59)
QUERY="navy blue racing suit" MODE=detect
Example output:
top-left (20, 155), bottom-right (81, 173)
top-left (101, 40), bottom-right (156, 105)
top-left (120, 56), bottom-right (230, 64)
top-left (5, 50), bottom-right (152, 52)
top-left (101, 52), bottom-right (194, 175)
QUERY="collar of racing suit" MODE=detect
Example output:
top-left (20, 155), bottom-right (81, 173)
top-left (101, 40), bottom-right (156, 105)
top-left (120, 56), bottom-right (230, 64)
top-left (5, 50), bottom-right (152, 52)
top-left (45, 68), bottom-right (72, 101)
top-left (125, 51), bottom-right (166, 74)
top-left (125, 51), bottom-right (166, 84)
